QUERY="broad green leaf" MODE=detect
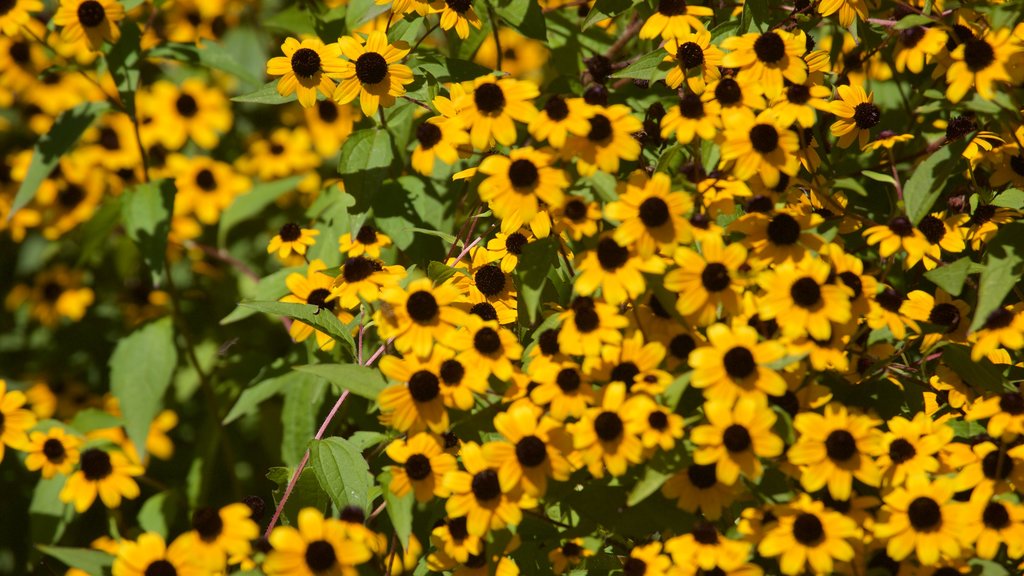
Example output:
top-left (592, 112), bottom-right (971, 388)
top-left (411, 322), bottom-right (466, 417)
top-left (122, 179), bottom-right (176, 283)
top-left (147, 42), bottom-right (260, 85)
top-left (293, 364), bottom-right (388, 401)
top-left (281, 373), bottom-right (327, 467)
top-left (218, 175), bottom-right (304, 246)
top-left (923, 257), bottom-right (979, 297)
top-left (626, 467), bottom-right (670, 506)
top-left (903, 139), bottom-right (968, 224)
top-left (349, 431), bottom-right (387, 450)
top-left (427, 261), bottom-right (460, 284)
top-left (106, 21), bottom-right (142, 116)
top-left (232, 80), bottom-right (297, 104)
top-left (8, 101), bottom-right (109, 222)
top-left (267, 466), bottom-right (330, 525)
top-left (37, 546), bottom-right (113, 576)
top-left (138, 491), bottom-right (181, 538)
top-left (339, 128), bottom-right (396, 174)
top-left (346, 0), bottom-right (389, 31)
top-left (861, 170), bottom-right (896, 185)
top-left (942, 345), bottom-right (1010, 393)
top-left (972, 221), bottom-right (1024, 330)
top-left (221, 267), bottom-right (303, 326)
top-left (743, 0), bottom-right (772, 32)
top-left (384, 472), bottom-right (414, 547)
top-left (610, 50), bottom-right (671, 82)
top-left (68, 409), bottom-right (122, 434)
top-left (582, 0), bottom-right (642, 30)
top-left (309, 436), bottom-right (374, 512)
top-left (992, 188), bottom-right (1024, 209)
top-left (894, 14), bottom-right (935, 29)
top-left (518, 237), bottom-right (560, 324)
top-left (238, 301), bottom-right (355, 352)
top-left (109, 318), bottom-right (178, 460)
top-left (496, 0), bottom-right (547, 40)
top-left (77, 198), bottom-right (123, 266)
top-left (223, 368), bottom-right (293, 424)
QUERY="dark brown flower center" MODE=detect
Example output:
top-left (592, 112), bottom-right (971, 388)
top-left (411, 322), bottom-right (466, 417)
top-left (279, 222), bottom-right (301, 242)
top-left (596, 237), bottom-right (630, 270)
top-left (792, 513), bottom-right (825, 545)
top-left (715, 78), bottom-right (742, 105)
top-left (587, 114), bottom-right (613, 142)
top-left (342, 256), bottom-right (379, 283)
top-left (416, 122), bottom-right (442, 149)
top-left (723, 346), bottom-right (756, 379)
top-left (929, 303), bottom-right (961, 331)
top-left (825, 430), bottom-right (857, 461)
top-left (175, 94), bottom-right (198, 118)
top-left (440, 359), bottom-right (465, 385)
top-left (474, 265), bottom-right (506, 296)
top-left (656, 0), bottom-right (687, 16)
top-left (471, 469), bottom-right (501, 500)
top-left (749, 124), bottom-right (779, 153)
top-left (195, 169), bottom-right (217, 192)
top-left (355, 52), bottom-right (388, 85)
top-left (677, 42), bottom-right (705, 68)
top-left (790, 277), bottom-right (821, 308)
top-left (908, 496), bottom-right (942, 531)
top-left (406, 290), bottom-right (439, 322)
top-left (962, 38), bottom-right (995, 72)
top-left (753, 32), bottom-right (786, 63)
top-left (701, 263), bottom-right (731, 292)
top-left (508, 158), bottom-right (539, 189)
top-left (304, 540), bottom-right (337, 572)
top-left (290, 48), bottom-right (321, 77)
top-left (77, 1), bottom-right (106, 27)
top-left (356, 225), bottom-right (378, 245)
top-left (853, 103), bottom-right (881, 129)
top-left (687, 462), bottom-right (717, 488)
top-left (192, 507), bottom-right (224, 542)
top-left (317, 99), bottom-right (339, 122)
top-left (678, 93), bottom-right (705, 119)
top-left (405, 453), bottom-right (432, 480)
top-left (638, 197), bottom-right (670, 228)
top-left (556, 368), bottom-right (581, 392)
top-left (544, 95), bottom-right (569, 120)
top-left (42, 439), bottom-right (67, 463)
top-left (983, 501), bottom-right (1010, 529)
top-left (144, 560), bottom-right (178, 576)
top-left (888, 438), bottom-right (916, 463)
top-left (80, 449), bottom-right (113, 481)
top-left (474, 83), bottom-right (505, 113)
top-left (515, 435), bottom-right (547, 467)
top-left (408, 370), bottom-right (440, 402)
top-left (722, 424), bottom-right (752, 452)
top-left (473, 327), bottom-right (502, 354)
top-left (594, 411), bottom-right (624, 441)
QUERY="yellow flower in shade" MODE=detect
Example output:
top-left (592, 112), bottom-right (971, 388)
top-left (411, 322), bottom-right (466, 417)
top-left (862, 130), bottom-right (914, 151)
top-left (691, 395), bottom-right (783, 484)
top-left (876, 413), bottom-right (952, 487)
top-left (528, 95), bottom-right (592, 149)
top-left (596, 331), bottom-right (672, 395)
top-left (140, 79), bottom-right (232, 151)
top-left (268, 222), bottom-right (320, 260)
top-left (528, 359), bottom-right (597, 422)
top-left (0, 380), bottom-right (36, 463)
top-left (757, 258), bottom-right (852, 341)
top-left (376, 0), bottom-right (433, 17)
top-left (475, 27), bottom-right (549, 80)
top-left (435, 0), bottom-right (483, 39)
top-left (638, 0), bottom-right (713, 40)
top-left (339, 224), bottom-right (392, 258)
top-left (894, 26), bottom-right (948, 73)
top-left (266, 37), bottom-right (343, 109)
top-left (757, 494), bottom-right (858, 575)
top-left (971, 306), bottom-right (1024, 362)
top-left (387, 433), bottom-right (458, 502)
top-left (829, 84), bottom-right (881, 149)
top-left (477, 147), bottom-right (568, 234)
top-left (24, 427), bottom-right (81, 478)
top-left (768, 81), bottom-right (832, 128)
top-left (788, 403), bottom-right (882, 500)
top-left (236, 127), bottom-right (321, 182)
top-left (457, 76), bottom-right (539, 151)
top-left (5, 265), bottom-right (95, 328)
top-left (177, 503), bottom-right (260, 570)
top-left (964, 485), bottom-right (1024, 559)
top-left (626, 394), bottom-right (684, 452)
top-left (279, 260), bottom-right (356, 352)
top-left (445, 249), bottom-right (519, 325)
top-left (549, 539), bottom-right (592, 576)
top-left (412, 116), bottom-right (470, 176)
top-left (378, 353), bottom-right (451, 432)
top-left (605, 172), bottom-right (693, 257)
top-left (54, 0), bottom-right (124, 51)
top-left (663, 27), bottom-right (723, 93)
top-left (689, 323), bottom-right (787, 405)
top-left (965, 390), bottom-right (1024, 440)
top-left (556, 296), bottom-right (628, 358)
top-left (60, 448), bottom-right (143, 512)
top-left (568, 382), bottom-right (645, 478)
top-left (568, 104), bottom-right (643, 176)
top-left (874, 475), bottom-right (967, 566)
top-left (660, 92), bottom-right (722, 145)
top-left (263, 508), bottom-right (373, 576)
top-left (573, 236), bottom-right (665, 306)
top-left (946, 28), bottom-right (1020, 103)
top-left (326, 31), bottom-right (413, 116)
top-left (816, 0), bottom-right (867, 27)
top-left (661, 462), bottom-right (737, 520)
top-left (552, 195), bottom-right (601, 241)
top-left (443, 441), bottom-right (529, 537)
top-left (863, 214), bottom-right (931, 266)
top-left (664, 521), bottom-right (751, 573)
top-left (374, 278), bottom-right (468, 358)
top-left (0, 0), bottom-right (43, 36)
top-left (112, 532), bottom-right (204, 576)
top-left (720, 110), bottom-right (800, 188)
top-left (482, 399), bottom-right (572, 497)
top-left (169, 154), bottom-right (250, 226)
top-left (664, 236), bottom-right (747, 326)
top-left (721, 29), bottom-right (807, 98)
top-left (304, 99), bottom-right (360, 157)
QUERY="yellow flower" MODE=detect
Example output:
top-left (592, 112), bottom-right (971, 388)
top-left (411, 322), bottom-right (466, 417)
top-left (528, 96), bottom-right (592, 148)
top-left (169, 154), bottom-right (250, 226)
top-left (443, 442), bottom-right (530, 536)
top-left (664, 235), bottom-right (747, 326)
top-left (268, 223), bottom-right (320, 260)
top-left (326, 31), bottom-right (413, 116)
top-left (567, 104), bottom-right (642, 176)
top-left (945, 28), bottom-right (1020, 103)
top-left (568, 382), bottom-right (646, 478)
top-left (638, 0), bottom-right (713, 40)
top-left (894, 26), bottom-right (948, 73)
top-left (663, 26), bottom-right (723, 93)
top-left (113, 532), bottom-right (204, 576)
top-left (689, 323), bottom-right (787, 405)
top-left (605, 171), bottom-right (693, 257)
top-left (264, 508), bottom-right (373, 576)
top-left (483, 399), bottom-right (572, 497)
top-left (757, 494), bottom-right (858, 574)
top-left (280, 259), bottom-right (356, 352)
top-left (720, 109), bottom-right (800, 188)
top-left (757, 258), bottom-right (853, 341)
top-left (374, 278), bottom-right (468, 358)
top-left (660, 92), bottom-right (722, 145)
top-left (176, 503), bottom-right (260, 570)
top-left (573, 236), bottom-right (665, 306)
top-left (478, 147), bottom-right (568, 234)
top-left (457, 76), bottom-right (539, 151)
top-left (60, 448), bottom-right (143, 512)
top-left (435, 0), bottom-right (483, 39)
top-left (0, 380), bottom-right (36, 463)
top-left (662, 462), bottom-right (737, 520)
top-left (691, 395), bottom-right (783, 485)
top-left (721, 29), bottom-right (808, 98)
top-left (874, 475), bottom-right (967, 565)
top-left (829, 84), bottom-right (881, 149)
top-left (412, 116), bottom-right (470, 176)
top-left (24, 427), bottom-right (81, 478)
top-left (378, 353), bottom-right (451, 433)
top-left (788, 403), bottom-right (882, 500)
top-left (339, 224), bottom-right (392, 258)
top-left (5, 265), bottom-right (95, 328)
top-left (0, 0), bottom-right (43, 36)
top-left (387, 433), bottom-right (458, 502)
top-left (816, 0), bottom-right (868, 27)
top-left (54, 0), bottom-right (124, 51)
top-left (266, 37), bottom-right (343, 109)
top-left (139, 79), bottom-right (232, 151)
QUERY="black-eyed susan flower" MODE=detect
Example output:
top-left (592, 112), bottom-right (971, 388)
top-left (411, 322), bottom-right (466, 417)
top-left (876, 413), bottom-right (952, 487)
top-left (605, 172), bottom-right (693, 257)
top-left (5, 265), bottom-right (95, 328)
top-left (895, 26), bottom-right (948, 73)
top-left (429, 517), bottom-right (482, 566)
top-left (863, 214), bottom-right (931, 267)
top-left (387, 432), bottom-right (458, 502)
top-left (236, 127), bottom-right (321, 182)
top-left (862, 130), bottom-right (914, 152)
top-left (268, 222), bottom-right (319, 260)
top-left (330, 255), bottom-right (404, 309)
top-left (788, 403), bottom-right (882, 500)
top-left (568, 382), bottom-right (645, 478)
top-left (769, 81), bottom-right (832, 128)
top-left (263, 508), bottom-right (373, 576)
top-left (626, 395), bottom-right (684, 452)
top-left (703, 76), bottom-right (766, 121)
top-left (691, 395), bottom-right (783, 485)
top-left (485, 229), bottom-right (531, 273)
top-left (552, 196), bottom-right (601, 241)
top-left (758, 258), bottom-right (852, 341)
top-left (0, 380), bottom-right (36, 463)
top-left (478, 147), bottom-right (568, 234)
top-left (663, 521), bottom-right (751, 573)
top-left (54, 0), bottom-right (124, 51)
top-left (574, 236), bottom-right (665, 306)
top-left (829, 84), bottom-right (881, 149)
top-left (596, 331), bottom-right (671, 395)
top-left (568, 104), bottom-right (642, 176)
top-left (689, 323), bottom-right (787, 405)
top-left (59, 447), bottom-right (143, 512)
top-left (965, 390), bottom-right (1024, 440)
top-left (339, 224), bottom-right (392, 258)
top-left (444, 441), bottom-right (529, 536)
top-left (140, 79), bottom-right (232, 151)
top-left (663, 27), bottom-right (723, 93)
top-left (555, 296), bottom-right (627, 357)
top-left (457, 76), bottom-right (539, 150)
top-left (527, 95), bottom-right (591, 149)
top-left (483, 399), bottom-right (571, 497)
top-left (664, 236), bottom-right (746, 326)
top-left (549, 539), bottom-right (592, 576)
top-left (436, 0), bottom-right (483, 39)
top-left (304, 98), bottom-right (359, 157)
top-left (971, 306), bottom-right (1024, 361)
top-left (374, 278), bottom-right (467, 358)
top-left (112, 532), bottom-right (202, 576)
top-left (720, 110), bottom-right (800, 188)
top-left (945, 28), bottom-right (1020, 103)
top-left (379, 354), bottom-right (451, 432)
top-left (280, 259), bottom-right (355, 351)
top-left (528, 358), bottom-right (597, 421)
top-left (412, 116), bottom-right (470, 176)
top-left (0, 0), bottom-right (42, 35)
top-left (874, 475), bottom-right (966, 566)
top-left (177, 503), bottom-right (260, 570)
top-left (266, 37), bottom-right (343, 108)
top-left (662, 462), bottom-right (736, 520)
top-left (446, 316), bottom-right (522, 381)
top-left (721, 29), bottom-right (808, 98)
top-left (638, 0), bottom-right (713, 40)
top-left (24, 427), bottom-right (80, 478)
top-left (169, 154), bottom-right (250, 226)
top-left (620, 542), bottom-right (672, 576)
top-left (475, 27), bottom-right (549, 79)
top-left (965, 485), bottom-right (1024, 559)
top-left (757, 494), bottom-right (858, 575)
top-left (867, 285), bottom-right (919, 341)
top-left (659, 93), bottom-right (722, 145)
top-left (326, 31), bottom-right (413, 116)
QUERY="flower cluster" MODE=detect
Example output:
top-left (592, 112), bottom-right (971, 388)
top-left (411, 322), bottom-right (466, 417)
top-left (2, 0), bottom-right (1024, 575)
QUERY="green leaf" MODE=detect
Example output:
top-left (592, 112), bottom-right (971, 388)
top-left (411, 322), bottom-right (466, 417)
top-left (138, 491), bottom-right (181, 538)
top-left (109, 318), bottom-right (178, 460)
top-left (293, 364), bottom-right (388, 401)
top-left (68, 409), bottom-right (122, 434)
top-left (610, 50), bottom-right (671, 82)
top-left (281, 373), bottom-right (327, 467)
top-left (942, 345), bottom-right (1011, 393)
top-left (427, 261), bottom-right (461, 284)
top-left (339, 128), bottom-right (396, 174)
top-left (122, 179), bottom-right (176, 283)
top-left (309, 436), bottom-right (375, 512)
top-left (861, 170), bottom-right (896, 185)
top-left (497, 0), bottom-right (547, 40)
top-left (267, 466), bottom-right (329, 525)
top-left (742, 0), bottom-right (771, 32)
top-left (894, 14), bottom-right (935, 29)
top-left (518, 237), bottom-right (560, 324)
top-left (238, 301), bottom-right (355, 352)
top-left (218, 175), bottom-right (304, 246)
top-left (346, 0), bottom-right (389, 31)
top-left (147, 41), bottom-right (260, 85)
top-left (7, 101), bottom-right (109, 222)
top-left (223, 369), bottom-right (293, 424)
top-left (384, 471), bottom-right (414, 547)
top-left (626, 467), bottom-right (670, 506)
top-left (349, 431), bottom-right (387, 450)
top-left (77, 198), bottom-right (123, 266)
top-left (232, 80), bottom-right (297, 104)
top-left (903, 139), bottom-right (968, 224)
top-left (582, 0), bottom-right (642, 30)
top-left (221, 267), bottom-right (302, 325)
top-left (923, 257), bottom-right (977, 297)
top-left (106, 21), bottom-right (142, 116)
top-left (972, 221), bottom-right (1024, 330)
top-left (37, 546), bottom-right (113, 576)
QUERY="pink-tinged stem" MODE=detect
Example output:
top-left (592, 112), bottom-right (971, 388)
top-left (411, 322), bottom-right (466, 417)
top-left (453, 235), bottom-right (484, 266)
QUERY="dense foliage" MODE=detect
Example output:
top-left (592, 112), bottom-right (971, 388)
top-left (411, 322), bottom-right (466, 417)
top-left (2, 0), bottom-right (1024, 575)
